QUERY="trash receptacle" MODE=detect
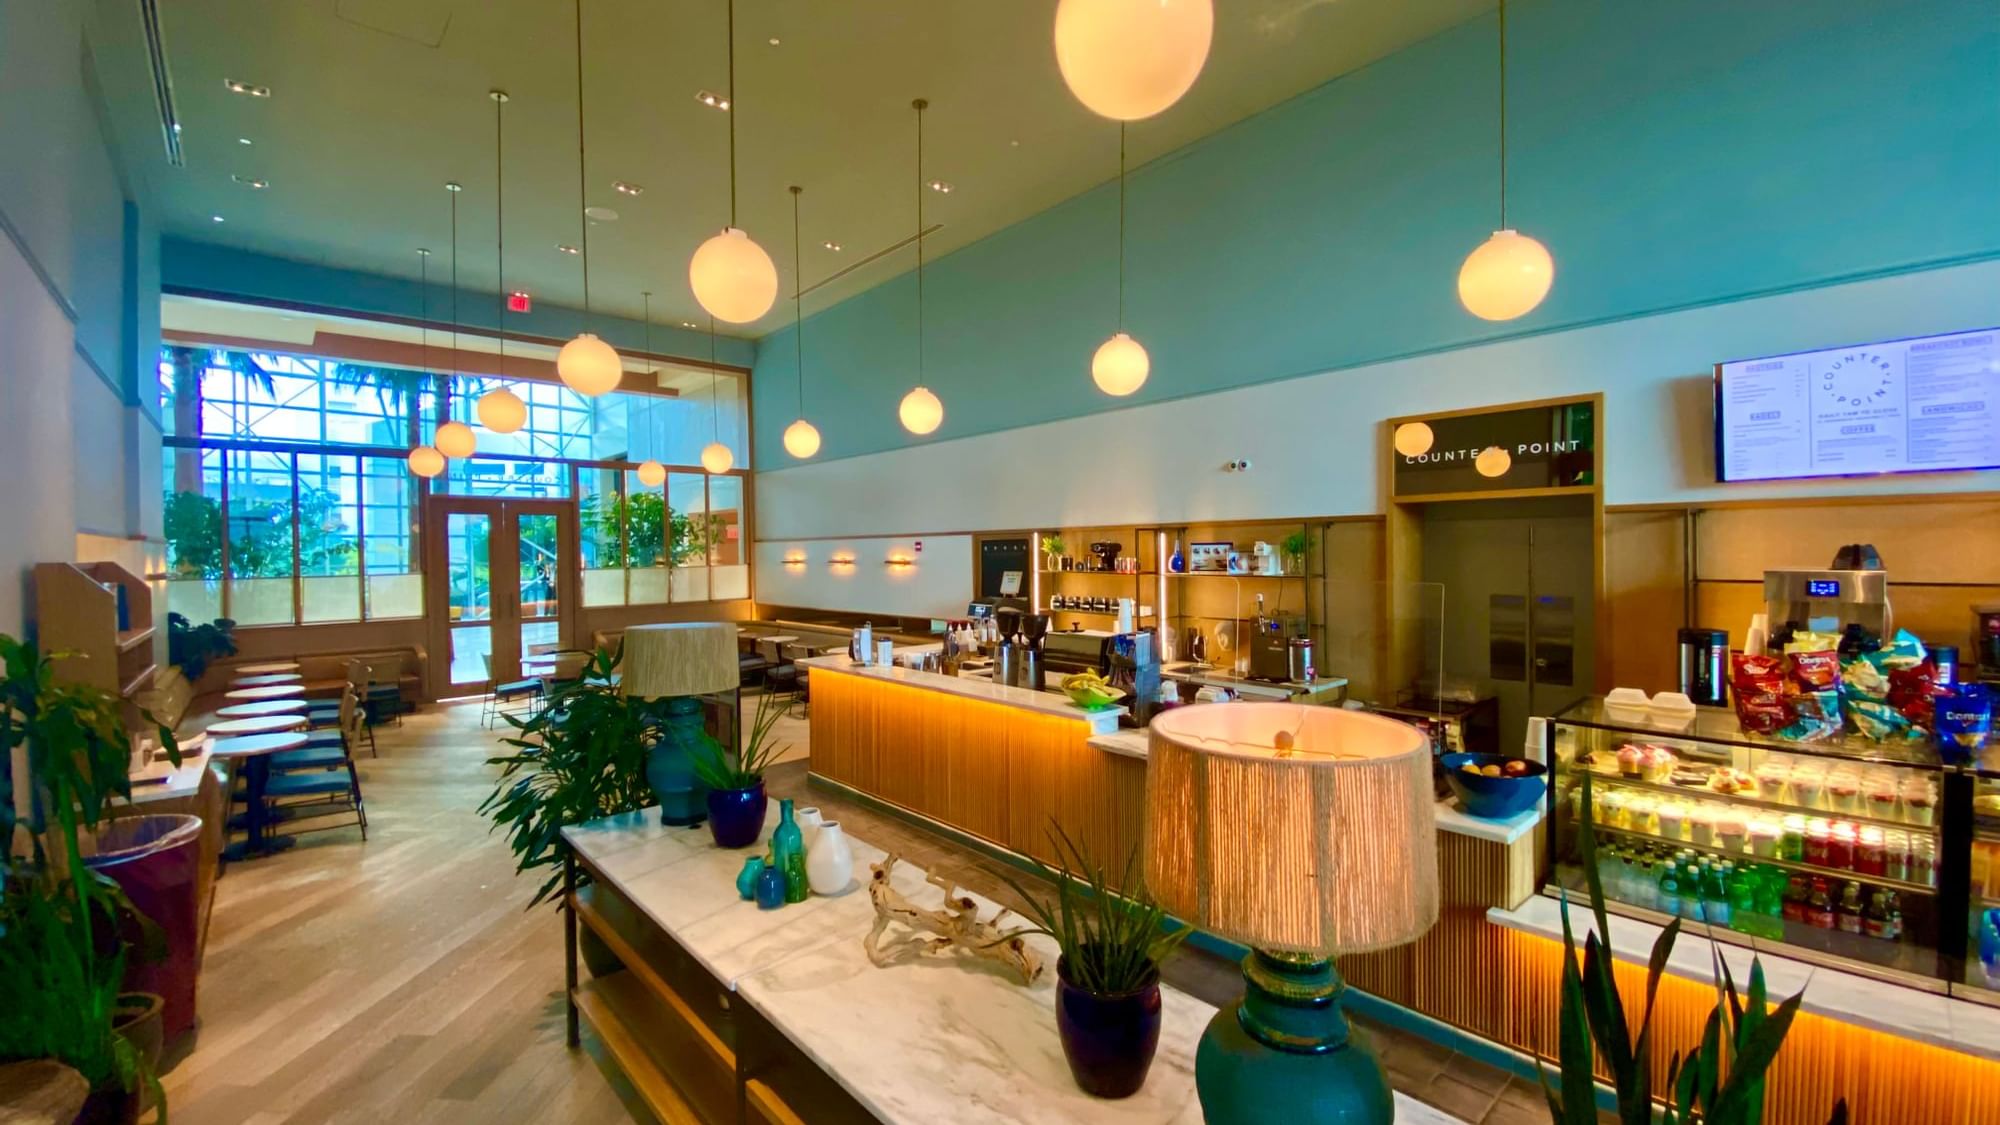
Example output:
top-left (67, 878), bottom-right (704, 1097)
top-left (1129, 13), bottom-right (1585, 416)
top-left (85, 814), bottom-right (204, 1042)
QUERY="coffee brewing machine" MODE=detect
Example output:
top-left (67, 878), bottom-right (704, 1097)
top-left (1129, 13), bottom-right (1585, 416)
top-left (992, 605), bottom-right (1051, 690)
top-left (1248, 593), bottom-right (1312, 683)
top-left (1762, 544), bottom-right (1892, 651)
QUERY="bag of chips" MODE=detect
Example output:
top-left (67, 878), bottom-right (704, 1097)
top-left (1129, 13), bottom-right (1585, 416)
top-left (1840, 630), bottom-right (1931, 741)
top-left (1888, 660), bottom-right (1944, 730)
top-left (1779, 688), bottom-right (1843, 742)
top-left (1730, 651), bottom-right (1790, 734)
top-left (1787, 650), bottom-right (1842, 692)
top-left (1936, 683), bottom-right (1993, 765)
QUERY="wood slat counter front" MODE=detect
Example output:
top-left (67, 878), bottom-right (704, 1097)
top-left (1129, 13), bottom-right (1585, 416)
top-left (803, 654), bottom-right (1148, 868)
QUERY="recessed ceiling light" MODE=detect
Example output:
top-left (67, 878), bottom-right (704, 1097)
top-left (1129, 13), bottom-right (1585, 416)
top-left (238, 137), bottom-right (253, 146)
top-left (417, 248), bottom-right (432, 257)
top-left (583, 206), bottom-right (619, 222)
top-left (681, 321), bottom-right (699, 329)
top-left (211, 215), bottom-right (225, 223)
top-left (445, 182), bottom-right (462, 193)
top-left (768, 37), bottom-right (780, 46)
top-left (612, 180), bottom-right (644, 196)
top-left (1009, 139), bottom-right (1021, 147)
top-left (556, 244), bottom-right (579, 255)
top-left (224, 78), bottom-right (271, 98)
top-left (822, 240), bottom-right (842, 252)
top-left (928, 180), bottom-right (954, 194)
top-left (695, 90), bottom-right (731, 111)
top-left (231, 175), bottom-right (268, 189)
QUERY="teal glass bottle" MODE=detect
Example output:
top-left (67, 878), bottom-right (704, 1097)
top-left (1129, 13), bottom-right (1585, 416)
top-left (755, 845), bottom-right (786, 910)
top-left (774, 798), bottom-right (809, 903)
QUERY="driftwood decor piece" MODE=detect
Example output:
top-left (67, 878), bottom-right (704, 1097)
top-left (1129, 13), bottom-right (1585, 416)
top-left (862, 856), bottom-right (1044, 986)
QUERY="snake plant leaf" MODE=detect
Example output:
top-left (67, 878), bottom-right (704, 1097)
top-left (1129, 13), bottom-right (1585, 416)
top-left (1709, 990), bottom-right (1805, 1123)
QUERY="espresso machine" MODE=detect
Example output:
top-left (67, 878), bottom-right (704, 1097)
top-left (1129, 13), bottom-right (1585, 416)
top-left (1020, 612), bottom-right (1050, 689)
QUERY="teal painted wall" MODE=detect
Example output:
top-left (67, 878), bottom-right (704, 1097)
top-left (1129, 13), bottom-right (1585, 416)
top-left (161, 239), bottom-right (759, 370)
top-left (751, 0), bottom-right (2000, 467)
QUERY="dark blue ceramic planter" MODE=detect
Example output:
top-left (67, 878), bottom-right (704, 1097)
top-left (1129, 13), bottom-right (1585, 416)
top-left (706, 782), bottom-right (768, 849)
top-left (1055, 955), bottom-right (1162, 1099)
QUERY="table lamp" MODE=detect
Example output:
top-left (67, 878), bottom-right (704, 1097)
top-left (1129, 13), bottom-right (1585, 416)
top-left (620, 622), bottom-right (739, 825)
top-left (1145, 703), bottom-right (1437, 1125)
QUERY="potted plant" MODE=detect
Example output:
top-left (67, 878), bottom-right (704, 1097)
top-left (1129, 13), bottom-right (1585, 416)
top-left (1003, 825), bottom-right (1190, 1099)
top-left (686, 689), bottom-right (791, 849)
top-left (0, 634), bottom-right (178, 1123)
top-left (1279, 530), bottom-right (1309, 576)
top-left (482, 645), bottom-right (656, 910)
top-left (1043, 534), bottom-right (1066, 571)
top-left (165, 612), bottom-right (236, 683)
top-left (1542, 773), bottom-right (1848, 1125)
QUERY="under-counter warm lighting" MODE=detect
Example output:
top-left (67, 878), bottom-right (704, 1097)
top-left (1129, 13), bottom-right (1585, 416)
top-left (1475, 445), bottom-right (1513, 478)
top-left (1393, 421), bottom-right (1435, 458)
top-left (695, 89), bottom-right (731, 111)
top-left (612, 180), bottom-right (644, 196)
top-left (224, 78), bottom-right (271, 98)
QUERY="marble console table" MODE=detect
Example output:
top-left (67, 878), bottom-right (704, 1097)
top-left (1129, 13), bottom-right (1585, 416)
top-left (561, 809), bottom-right (1464, 1125)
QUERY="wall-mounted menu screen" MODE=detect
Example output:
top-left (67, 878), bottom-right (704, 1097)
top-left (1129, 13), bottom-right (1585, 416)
top-left (1715, 326), bottom-right (2000, 481)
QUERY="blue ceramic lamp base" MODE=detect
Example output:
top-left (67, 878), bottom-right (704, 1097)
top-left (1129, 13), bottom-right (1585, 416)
top-left (646, 695), bottom-right (710, 826)
top-left (1196, 949), bottom-right (1393, 1125)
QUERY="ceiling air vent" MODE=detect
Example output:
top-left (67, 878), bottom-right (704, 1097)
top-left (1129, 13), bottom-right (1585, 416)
top-left (136, 0), bottom-right (184, 166)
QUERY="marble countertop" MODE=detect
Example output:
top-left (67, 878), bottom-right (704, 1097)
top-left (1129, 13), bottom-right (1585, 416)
top-left (1490, 895), bottom-right (2000, 1062)
top-left (564, 811), bottom-right (1466, 1125)
top-left (1085, 730), bottom-right (1545, 844)
top-left (800, 654), bottom-right (1127, 734)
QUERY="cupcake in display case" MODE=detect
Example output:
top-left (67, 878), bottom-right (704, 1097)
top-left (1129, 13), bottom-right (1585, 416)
top-left (1617, 744), bottom-right (1644, 778)
top-left (1644, 746), bottom-right (1678, 783)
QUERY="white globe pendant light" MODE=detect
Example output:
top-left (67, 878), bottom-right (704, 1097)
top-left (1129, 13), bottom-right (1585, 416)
top-left (1459, 230), bottom-right (1554, 322)
top-left (1054, 0), bottom-right (1213, 121)
top-left (689, 1), bottom-right (777, 325)
top-left (407, 446), bottom-right (446, 477)
top-left (700, 441), bottom-right (734, 475)
top-left (636, 459), bottom-right (667, 487)
top-left (476, 387), bottom-right (527, 433)
top-left (1475, 445), bottom-right (1513, 478)
top-left (783, 418), bottom-right (821, 459)
top-left (557, 332), bottom-right (623, 395)
top-left (898, 386), bottom-right (944, 435)
top-left (1460, 0), bottom-right (1553, 322)
top-left (690, 228), bottom-right (779, 324)
top-left (434, 420), bottom-right (477, 459)
top-left (1092, 332), bottom-right (1149, 396)
top-left (1393, 421), bottom-right (1436, 458)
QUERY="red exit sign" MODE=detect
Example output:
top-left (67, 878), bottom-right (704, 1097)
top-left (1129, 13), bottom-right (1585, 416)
top-left (506, 291), bottom-right (532, 313)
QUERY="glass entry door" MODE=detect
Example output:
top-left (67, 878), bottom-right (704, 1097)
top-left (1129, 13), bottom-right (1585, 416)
top-left (425, 497), bottom-right (578, 698)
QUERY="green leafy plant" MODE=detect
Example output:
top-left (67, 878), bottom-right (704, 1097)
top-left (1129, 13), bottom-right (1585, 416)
top-left (480, 645), bottom-right (657, 908)
top-left (166, 613), bottom-right (237, 682)
top-left (686, 688), bottom-right (790, 792)
top-left (1000, 823), bottom-right (1189, 995)
top-left (1043, 534), bottom-right (1065, 557)
top-left (0, 635), bottom-right (178, 1118)
top-left (1543, 772), bottom-right (1847, 1125)
top-left (1280, 529), bottom-right (1309, 564)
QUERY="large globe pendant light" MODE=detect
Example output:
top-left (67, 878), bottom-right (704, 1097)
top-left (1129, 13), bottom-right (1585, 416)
top-left (408, 446), bottom-right (445, 478)
top-left (1091, 125), bottom-right (1149, 396)
top-left (782, 185), bottom-right (820, 459)
top-left (689, 0), bottom-right (778, 324)
top-left (1392, 421), bottom-right (1435, 458)
top-left (434, 420), bottom-right (477, 459)
top-left (701, 441), bottom-right (734, 474)
top-left (561, 0), bottom-right (623, 392)
top-left (636, 459), bottom-right (667, 487)
top-left (477, 387), bottom-right (526, 433)
top-left (899, 99), bottom-right (945, 436)
top-left (1054, 0), bottom-right (1213, 121)
top-left (1459, 0), bottom-right (1554, 321)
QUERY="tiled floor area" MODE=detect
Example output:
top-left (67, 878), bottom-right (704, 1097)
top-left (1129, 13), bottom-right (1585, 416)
top-left (169, 691), bottom-right (1575, 1124)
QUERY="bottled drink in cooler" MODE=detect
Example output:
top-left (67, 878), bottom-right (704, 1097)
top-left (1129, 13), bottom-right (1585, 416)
top-left (1806, 877), bottom-right (1836, 930)
top-left (1836, 881), bottom-right (1864, 935)
top-left (1657, 860), bottom-right (1681, 918)
top-left (1729, 865), bottom-right (1758, 934)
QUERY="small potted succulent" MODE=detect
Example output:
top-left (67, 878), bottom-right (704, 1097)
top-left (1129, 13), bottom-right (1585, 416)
top-left (1043, 534), bottom-right (1066, 571)
top-left (1279, 529), bottom-right (1310, 577)
top-left (1004, 825), bottom-right (1190, 1099)
top-left (688, 689), bottom-right (791, 849)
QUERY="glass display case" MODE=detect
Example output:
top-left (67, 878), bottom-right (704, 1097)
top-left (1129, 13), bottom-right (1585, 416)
top-left (1964, 764), bottom-right (2000, 1001)
top-left (1546, 697), bottom-right (1948, 988)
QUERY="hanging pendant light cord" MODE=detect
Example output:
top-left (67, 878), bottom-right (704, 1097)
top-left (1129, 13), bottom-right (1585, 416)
top-left (1117, 123), bottom-right (1127, 331)
top-left (709, 318), bottom-right (722, 440)
top-left (727, 0), bottom-right (738, 228)
top-left (914, 99), bottom-right (927, 386)
top-left (574, 0), bottom-right (593, 326)
top-left (791, 185), bottom-right (805, 413)
top-left (449, 187), bottom-right (459, 380)
top-left (642, 291), bottom-right (653, 364)
top-left (494, 93), bottom-right (507, 372)
top-left (1497, 0), bottom-right (1508, 230)
top-left (419, 250), bottom-right (429, 377)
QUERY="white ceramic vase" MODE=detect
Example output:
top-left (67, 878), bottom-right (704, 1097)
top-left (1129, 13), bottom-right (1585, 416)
top-left (805, 821), bottom-right (854, 896)
top-left (797, 806), bottom-right (824, 848)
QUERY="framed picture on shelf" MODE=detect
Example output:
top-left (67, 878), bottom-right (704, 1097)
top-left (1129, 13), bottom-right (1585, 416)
top-left (1189, 542), bottom-right (1231, 573)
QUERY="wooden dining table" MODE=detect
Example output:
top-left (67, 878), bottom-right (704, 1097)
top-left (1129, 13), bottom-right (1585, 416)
top-left (205, 714), bottom-right (308, 737)
top-left (225, 684), bottom-right (307, 702)
top-left (208, 731), bottom-right (311, 858)
top-left (217, 698), bottom-right (310, 718)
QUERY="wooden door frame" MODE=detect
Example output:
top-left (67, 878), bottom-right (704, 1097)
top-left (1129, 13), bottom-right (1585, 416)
top-left (423, 496), bottom-right (580, 699)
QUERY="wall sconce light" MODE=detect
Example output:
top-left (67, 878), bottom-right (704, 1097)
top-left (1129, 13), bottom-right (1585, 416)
top-left (885, 555), bottom-right (915, 568)
top-left (829, 554), bottom-right (857, 567)
top-left (783, 551), bottom-right (807, 568)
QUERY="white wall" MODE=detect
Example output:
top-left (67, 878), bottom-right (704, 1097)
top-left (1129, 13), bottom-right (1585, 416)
top-left (0, 238), bottom-right (84, 632)
top-left (754, 535), bottom-right (972, 621)
top-left (756, 259), bottom-right (2000, 541)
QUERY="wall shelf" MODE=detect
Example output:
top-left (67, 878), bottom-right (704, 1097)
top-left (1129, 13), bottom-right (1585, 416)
top-left (34, 561), bottom-right (157, 729)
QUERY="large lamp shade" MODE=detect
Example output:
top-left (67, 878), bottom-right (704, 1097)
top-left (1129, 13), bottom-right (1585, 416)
top-left (620, 622), bottom-right (739, 699)
top-left (690, 228), bottom-right (779, 324)
top-left (1054, 0), bottom-right (1214, 121)
top-left (1145, 703), bottom-right (1437, 955)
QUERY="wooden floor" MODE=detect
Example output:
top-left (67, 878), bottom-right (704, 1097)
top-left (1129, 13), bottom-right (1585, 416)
top-left (162, 694), bottom-right (1563, 1125)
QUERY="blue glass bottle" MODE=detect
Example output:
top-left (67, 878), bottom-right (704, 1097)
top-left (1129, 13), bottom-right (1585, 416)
top-left (773, 798), bottom-right (808, 903)
top-left (755, 846), bottom-right (786, 910)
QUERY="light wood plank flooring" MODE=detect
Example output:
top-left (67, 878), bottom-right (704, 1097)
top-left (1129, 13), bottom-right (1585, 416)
top-left (163, 693), bottom-right (1559, 1125)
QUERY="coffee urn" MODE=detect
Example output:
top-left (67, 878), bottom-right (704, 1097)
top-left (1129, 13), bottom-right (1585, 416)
top-left (1677, 628), bottom-right (1728, 706)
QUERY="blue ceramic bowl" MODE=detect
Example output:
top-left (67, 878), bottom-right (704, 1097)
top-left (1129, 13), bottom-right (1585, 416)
top-left (1441, 753), bottom-right (1547, 819)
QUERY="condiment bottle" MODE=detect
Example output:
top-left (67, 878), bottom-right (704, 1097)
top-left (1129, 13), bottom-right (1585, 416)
top-left (1805, 877), bottom-right (1836, 929)
top-left (1836, 881), bottom-right (1864, 934)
